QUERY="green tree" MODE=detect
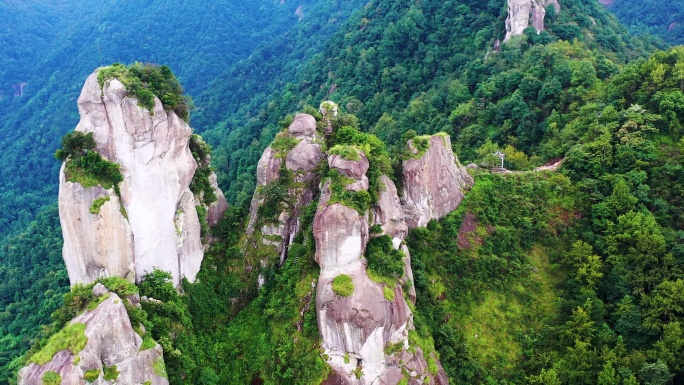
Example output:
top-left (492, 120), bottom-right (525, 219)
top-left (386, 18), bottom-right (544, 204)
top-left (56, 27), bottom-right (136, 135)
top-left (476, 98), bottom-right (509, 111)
top-left (598, 362), bottom-right (619, 385)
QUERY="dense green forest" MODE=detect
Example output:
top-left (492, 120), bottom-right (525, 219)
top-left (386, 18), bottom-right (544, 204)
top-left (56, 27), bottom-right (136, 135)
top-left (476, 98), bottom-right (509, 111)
top-left (2, 0), bottom-right (684, 384)
top-left (604, 0), bottom-right (684, 45)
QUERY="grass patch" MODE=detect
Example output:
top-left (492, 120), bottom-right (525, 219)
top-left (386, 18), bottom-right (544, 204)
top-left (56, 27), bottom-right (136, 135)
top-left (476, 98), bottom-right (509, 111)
top-left (141, 334), bottom-right (157, 351)
top-left (367, 269), bottom-right (397, 287)
top-left (84, 369), bottom-right (100, 382)
top-left (63, 151), bottom-right (123, 190)
top-left (329, 145), bottom-right (361, 161)
top-left (327, 169), bottom-right (371, 214)
top-left (86, 293), bottom-right (110, 311)
top-left (30, 323), bottom-right (88, 365)
top-left (89, 196), bottom-right (110, 214)
top-left (153, 356), bottom-right (168, 378)
top-left (42, 371), bottom-right (61, 385)
top-left (383, 286), bottom-right (396, 302)
top-left (459, 292), bottom-right (524, 372)
top-left (103, 364), bottom-right (119, 381)
top-left (384, 341), bottom-right (404, 355)
top-left (271, 132), bottom-right (300, 158)
top-left (331, 275), bottom-right (354, 297)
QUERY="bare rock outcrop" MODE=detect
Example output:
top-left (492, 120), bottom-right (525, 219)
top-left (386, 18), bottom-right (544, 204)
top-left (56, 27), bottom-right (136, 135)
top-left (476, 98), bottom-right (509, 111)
top-left (504, 0), bottom-right (560, 41)
top-left (59, 71), bottom-right (227, 288)
top-left (402, 135), bottom-right (474, 230)
top-left (18, 290), bottom-right (168, 385)
top-left (314, 150), bottom-right (443, 385)
top-left (246, 113), bottom-right (325, 278)
top-left (373, 175), bottom-right (416, 302)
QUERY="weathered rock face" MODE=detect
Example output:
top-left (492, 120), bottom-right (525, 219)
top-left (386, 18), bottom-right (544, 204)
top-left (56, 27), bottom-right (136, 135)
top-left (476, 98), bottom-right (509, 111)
top-left (402, 135), bottom-right (474, 230)
top-left (372, 175), bottom-right (417, 302)
top-left (246, 113), bottom-right (325, 276)
top-left (314, 151), bottom-right (443, 384)
top-left (18, 289), bottom-right (168, 385)
top-left (59, 71), bottom-right (227, 287)
top-left (320, 101), bottom-right (339, 136)
top-left (504, 0), bottom-right (560, 41)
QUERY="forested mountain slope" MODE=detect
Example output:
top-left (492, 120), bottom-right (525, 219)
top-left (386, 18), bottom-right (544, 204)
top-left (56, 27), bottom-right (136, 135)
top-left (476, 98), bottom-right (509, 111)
top-left (0, 1), bottom-right (368, 382)
top-left (202, 0), bottom-right (660, 206)
top-left (3, 0), bottom-right (684, 384)
top-left (603, 0), bottom-right (684, 45)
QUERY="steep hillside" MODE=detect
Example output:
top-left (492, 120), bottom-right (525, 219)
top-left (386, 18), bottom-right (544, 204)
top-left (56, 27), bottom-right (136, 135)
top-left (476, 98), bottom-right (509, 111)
top-left (203, 0), bottom-right (659, 207)
top-left (603, 0), bottom-right (684, 45)
top-left (5, 0), bottom-right (684, 384)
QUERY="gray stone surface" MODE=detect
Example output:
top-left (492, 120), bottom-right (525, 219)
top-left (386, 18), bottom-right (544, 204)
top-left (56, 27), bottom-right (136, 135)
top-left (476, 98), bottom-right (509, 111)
top-left (402, 135), bottom-right (474, 230)
top-left (59, 71), bottom-right (225, 288)
top-left (504, 0), bottom-right (560, 41)
top-left (18, 294), bottom-right (168, 385)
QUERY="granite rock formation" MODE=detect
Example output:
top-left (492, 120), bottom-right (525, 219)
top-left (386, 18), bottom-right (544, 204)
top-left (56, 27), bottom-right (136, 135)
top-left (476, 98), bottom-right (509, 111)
top-left (18, 286), bottom-right (168, 385)
top-left (59, 70), bottom-right (227, 287)
top-left (504, 0), bottom-right (560, 41)
top-left (402, 135), bottom-right (474, 230)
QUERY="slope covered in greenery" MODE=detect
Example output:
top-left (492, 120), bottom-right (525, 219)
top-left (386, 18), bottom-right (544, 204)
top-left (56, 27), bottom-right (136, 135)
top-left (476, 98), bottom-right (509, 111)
top-left (604, 0), bottom-right (684, 45)
top-left (203, 0), bottom-right (660, 207)
top-left (4, 0), bottom-right (684, 384)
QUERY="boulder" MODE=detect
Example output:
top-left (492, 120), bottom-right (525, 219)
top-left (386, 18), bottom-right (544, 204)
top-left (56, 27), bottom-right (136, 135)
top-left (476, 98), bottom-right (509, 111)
top-left (256, 146), bottom-right (282, 187)
top-left (286, 140), bottom-right (325, 178)
top-left (18, 294), bottom-right (168, 385)
top-left (328, 153), bottom-right (369, 181)
top-left (288, 113), bottom-right (317, 137)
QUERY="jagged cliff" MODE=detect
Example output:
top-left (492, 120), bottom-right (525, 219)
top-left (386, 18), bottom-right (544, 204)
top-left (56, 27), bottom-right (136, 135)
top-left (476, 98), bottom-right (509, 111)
top-left (59, 70), bottom-right (227, 288)
top-left (247, 102), bottom-right (473, 384)
top-left (18, 284), bottom-right (168, 385)
top-left (245, 112), bottom-right (325, 285)
top-left (504, 0), bottom-right (560, 41)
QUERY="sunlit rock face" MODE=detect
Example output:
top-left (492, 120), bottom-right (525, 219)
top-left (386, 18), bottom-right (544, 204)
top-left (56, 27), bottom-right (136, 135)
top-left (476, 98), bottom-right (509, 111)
top-left (59, 71), bottom-right (226, 287)
top-left (402, 135), bottom-right (474, 230)
top-left (504, 0), bottom-right (560, 41)
top-left (313, 150), bottom-right (447, 385)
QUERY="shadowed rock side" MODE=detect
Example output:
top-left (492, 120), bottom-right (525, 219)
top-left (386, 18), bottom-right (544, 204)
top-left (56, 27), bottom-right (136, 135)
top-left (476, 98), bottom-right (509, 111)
top-left (246, 113), bottom-right (325, 284)
top-left (504, 0), bottom-right (560, 41)
top-left (18, 285), bottom-right (168, 385)
top-left (59, 71), bottom-right (227, 288)
top-left (314, 151), bottom-right (447, 385)
top-left (402, 135), bottom-right (474, 230)
top-left (373, 175), bottom-right (416, 302)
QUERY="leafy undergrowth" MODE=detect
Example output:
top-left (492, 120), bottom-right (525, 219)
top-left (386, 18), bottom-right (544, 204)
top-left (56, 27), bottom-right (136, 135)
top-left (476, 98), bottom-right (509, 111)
top-left (408, 172), bottom-right (580, 383)
top-left (135, 202), bottom-right (330, 384)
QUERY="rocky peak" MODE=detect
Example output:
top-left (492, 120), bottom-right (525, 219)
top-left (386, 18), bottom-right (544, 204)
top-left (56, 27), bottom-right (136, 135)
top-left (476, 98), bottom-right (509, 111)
top-left (59, 70), bottom-right (227, 288)
top-left (314, 143), bottom-right (447, 384)
top-left (402, 134), bottom-right (474, 229)
top-left (246, 112), bottom-right (325, 281)
top-left (504, 0), bottom-right (560, 41)
top-left (19, 285), bottom-right (168, 385)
